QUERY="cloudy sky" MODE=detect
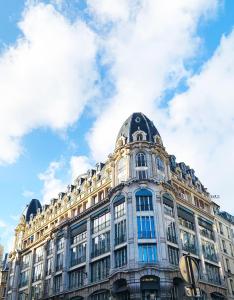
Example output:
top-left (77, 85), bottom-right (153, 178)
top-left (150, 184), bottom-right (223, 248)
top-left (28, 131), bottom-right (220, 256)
top-left (0, 0), bottom-right (234, 251)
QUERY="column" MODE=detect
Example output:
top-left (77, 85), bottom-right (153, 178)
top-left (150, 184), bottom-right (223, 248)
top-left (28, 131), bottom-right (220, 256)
top-left (41, 242), bottom-right (48, 297)
top-left (85, 218), bottom-right (91, 284)
top-left (110, 202), bottom-right (115, 272)
top-left (62, 226), bottom-right (69, 292)
top-left (156, 191), bottom-right (167, 265)
top-left (27, 249), bottom-right (34, 300)
top-left (126, 192), bottom-right (135, 268)
top-left (160, 278), bottom-right (174, 300)
top-left (128, 282), bottom-right (141, 300)
top-left (11, 258), bottom-right (20, 300)
top-left (174, 202), bottom-right (183, 257)
top-left (50, 238), bottom-right (57, 296)
top-left (194, 214), bottom-right (207, 280)
top-left (213, 223), bottom-right (225, 285)
top-left (126, 152), bottom-right (131, 179)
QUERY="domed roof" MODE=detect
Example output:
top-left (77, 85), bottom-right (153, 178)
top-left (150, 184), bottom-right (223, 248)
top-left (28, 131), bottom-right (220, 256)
top-left (116, 112), bottom-right (160, 145)
top-left (24, 199), bottom-right (42, 222)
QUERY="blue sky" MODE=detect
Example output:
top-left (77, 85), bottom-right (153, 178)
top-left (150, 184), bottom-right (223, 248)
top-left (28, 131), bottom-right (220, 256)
top-left (0, 0), bottom-right (234, 251)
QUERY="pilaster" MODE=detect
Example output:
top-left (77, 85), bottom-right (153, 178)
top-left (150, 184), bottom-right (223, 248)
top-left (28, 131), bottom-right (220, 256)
top-left (194, 214), bottom-right (207, 280)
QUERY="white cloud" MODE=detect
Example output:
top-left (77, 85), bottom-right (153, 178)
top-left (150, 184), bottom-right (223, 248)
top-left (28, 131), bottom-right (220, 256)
top-left (38, 161), bottom-right (66, 203)
top-left (163, 31), bottom-right (234, 213)
top-left (87, 0), bottom-right (219, 161)
top-left (70, 155), bottom-right (92, 181)
top-left (0, 2), bottom-right (98, 164)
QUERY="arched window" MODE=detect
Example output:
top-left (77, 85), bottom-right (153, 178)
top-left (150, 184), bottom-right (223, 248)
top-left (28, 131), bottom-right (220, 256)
top-left (156, 156), bottom-right (165, 172)
top-left (136, 152), bottom-right (147, 167)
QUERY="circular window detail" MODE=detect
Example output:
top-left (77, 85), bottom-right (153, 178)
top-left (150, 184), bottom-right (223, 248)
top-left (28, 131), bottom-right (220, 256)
top-left (135, 116), bottom-right (141, 123)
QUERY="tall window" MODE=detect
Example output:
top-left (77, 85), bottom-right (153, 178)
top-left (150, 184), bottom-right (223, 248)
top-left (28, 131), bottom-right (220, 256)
top-left (136, 189), bottom-right (153, 211)
top-left (180, 230), bottom-right (197, 254)
top-left (91, 257), bottom-right (110, 282)
top-left (136, 152), bottom-right (148, 179)
top-left (57, 237), bottom-right (64, 251)
top-left (69, 268), bottom-right (85, 289)
top-left (163, 193), bottom-right (174, 217)
top-left (202, 240), bottom-right (217, 262)
top-left (92, 212), bottom-right (110, 234)
top-left (168, 246), bottom-right (179, 265)
top-left (114, 197), bottom-right (126, 219)
top-left (44, 278), bottom-right (51, 297)
top-left (206, 263), bottom-right (220, 285)
top-left (166, 221), bottom-right (177, 243)
top-left (19, 270), bottom-right (29, 287)
top-left (136, 152), bottom-right (147, 167)
top-left (92, 232), bottom-right (110, 257)
top-left (222, 240), bottom-right (227, 253)
top-left (31, 283), bottom-right (42, 299)
top-left (47, 240), bottom-right (54, 255)
top-left (71, 242), bottom-right (86, 266)
top-left (115, 247), bottom-right (127, 268)
top-left (46, 257), bottom-right (53, 275)
top-left (21, 253), bottom-right (31, 269)
top-left (56, 252), bottom-right (63, 271)
top-left (33, 264), bottom-right (43, 282)
top-left (138, 244), bottom-right (157, 263)
top-left (115, 220), bottom-right (127, 245)
top-left (34, 246), bottom-right (43, 263)
top-left (137, 216), bottom-right (155, 239)
top-left (54, 274), bottom-right (62, 293)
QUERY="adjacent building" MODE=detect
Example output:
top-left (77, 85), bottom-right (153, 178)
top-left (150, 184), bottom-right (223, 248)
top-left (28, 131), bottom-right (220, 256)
top-left (5, 113), bottom-right (230, 299)
top-left (213, 204), bottom-right (234, 299)
top-left (0, 254), bottom-right (8, 300)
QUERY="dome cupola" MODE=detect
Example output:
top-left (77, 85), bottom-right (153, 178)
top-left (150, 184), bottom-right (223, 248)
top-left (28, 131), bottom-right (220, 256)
top-left (24, 199), bottom-right (42, 222)
top-left (116, 112), bottom-right (161, 147)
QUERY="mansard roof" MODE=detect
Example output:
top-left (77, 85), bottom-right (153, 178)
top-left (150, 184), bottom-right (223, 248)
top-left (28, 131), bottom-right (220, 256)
top-left (116, 112), bottom-right (160, 145)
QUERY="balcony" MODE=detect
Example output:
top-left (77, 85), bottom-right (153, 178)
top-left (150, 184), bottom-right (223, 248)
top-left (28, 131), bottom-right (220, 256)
top-left (179, 218), bottom-right (194, 231)
top-left (182, 244), bottom-right (197, 255)
top-left (92, 221), bottom-right (110, 234)
top-left (204, 253), bottom-right (218, 262)
top-left (138, 231), bottom-right (155, 239)
top-left (70, 256), bottom-right (86, 267)
top-left (91, 246), bottom-right (110, 258)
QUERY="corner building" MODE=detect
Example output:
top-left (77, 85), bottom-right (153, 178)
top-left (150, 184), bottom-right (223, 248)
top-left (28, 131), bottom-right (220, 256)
top-left (7, 113), bottom-right (228, 300)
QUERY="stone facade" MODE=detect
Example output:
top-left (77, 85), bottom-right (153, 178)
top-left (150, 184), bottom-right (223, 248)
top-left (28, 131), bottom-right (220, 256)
top-left (5, 113), bottom-right (231, 300)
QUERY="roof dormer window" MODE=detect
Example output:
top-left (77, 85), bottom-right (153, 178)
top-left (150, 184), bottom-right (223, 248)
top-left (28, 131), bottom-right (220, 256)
top-left (137, 133), bottom-right (143, 141)
top-left (132, 129), bottom-right (147, 142)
